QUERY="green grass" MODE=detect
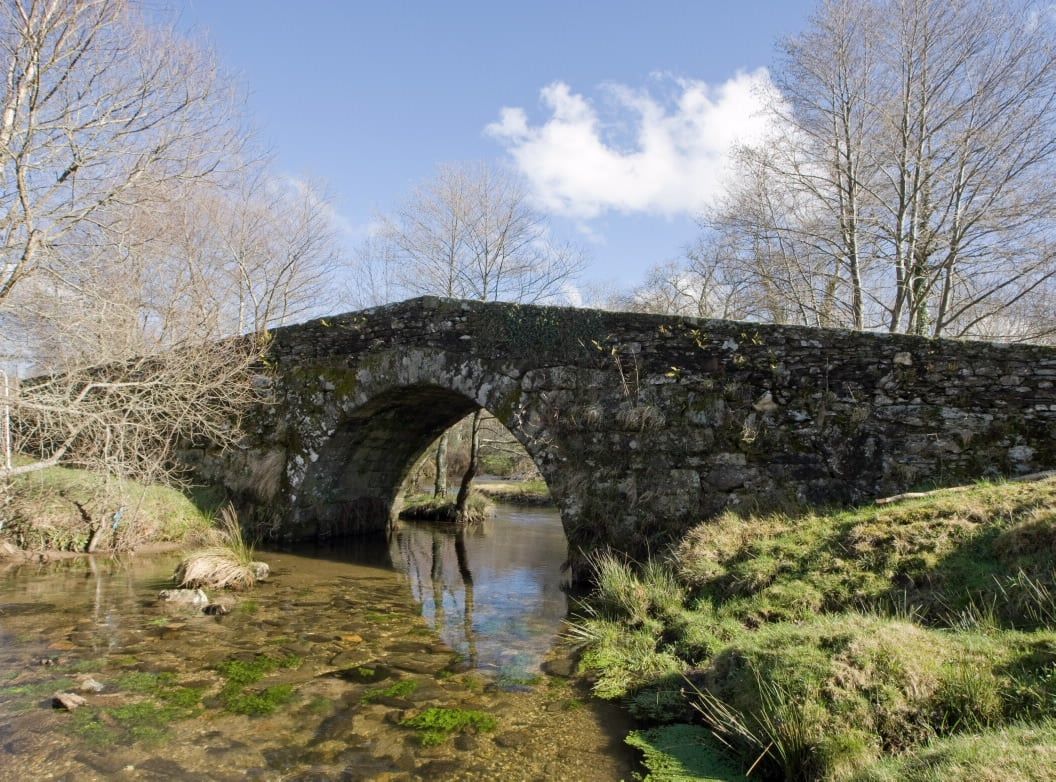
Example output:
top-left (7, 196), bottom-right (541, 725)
top-left (116, 671), bottom-right (205, 710)
top-left (474, 479), bottom-right (552, 505)
top-left (0, 677), bottom-right (76, 712)
top-left (3, 459), bottom-right (212, 551)
top-left (571, 477), bottom-right (1056, 782)
top-left (850, 721), bottom-right (1056, 781)
top-left (675, 477), bottom-right (1056, 629)
top-left (214, 654), bottom-right (301, 686)
top-left (65, 672), bottom-right (204, 748)
top-left (70, 697), bottom-right (201, 747)
top-left (400, 706), bottom-right (497, 746)
top-left (220, 683), bottom-right (294, 716)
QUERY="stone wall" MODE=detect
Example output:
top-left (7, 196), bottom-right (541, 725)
top-left (191, 296), bottom-right (1056, 564)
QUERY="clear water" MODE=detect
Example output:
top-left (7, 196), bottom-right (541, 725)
top-left (0, 503), bottom-right (634, 781)
top-left (390, 505), bottom-right (571, 680)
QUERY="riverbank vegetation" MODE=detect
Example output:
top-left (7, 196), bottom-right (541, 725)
top-left (474, 479), bottom-right (551, 506)
top-left (572, 477), bottom-right (1056, 781)
top-left (1, 461), bottom-right (212, 554)
top-left (399, 490), bottom-right (493, 525)
top-left (399, 409), bottom-right (552, 521)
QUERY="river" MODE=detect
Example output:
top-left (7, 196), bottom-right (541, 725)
top-left (0, 503), bottom-right (636, 781)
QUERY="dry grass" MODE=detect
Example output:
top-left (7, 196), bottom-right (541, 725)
top-left (615, 401), bottom-right (666, 431)
top-left (174, 504), bottom-right (266, 591)
top-left (223, 449), bottom-right (285, 501)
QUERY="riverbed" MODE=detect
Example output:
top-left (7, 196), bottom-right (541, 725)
top-left (0, 503), bottom-right (636, 781)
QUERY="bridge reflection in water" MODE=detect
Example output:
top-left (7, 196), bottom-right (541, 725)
top-left (389, 502), bottom-right (570, 679)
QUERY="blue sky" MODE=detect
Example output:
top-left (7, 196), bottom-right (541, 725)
top-left (178, 1), bottom-right (816, 297)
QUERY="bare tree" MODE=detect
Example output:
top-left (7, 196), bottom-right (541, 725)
top-left (119, 169), bottom-right (340, 337)
top-left (3, 156), bottom-right (344, 481)
top-left (0, 0), bottom-right (243, 304)
top-left (369, 162), bottom-right (585, 306)
top-left (345, 234), bottom-right (403, 310)
top-left (354, 162), bottom-right (586, 515)
top-left (0, 2), bottom-right (283, 499)
top-left (5, 337), bottom-right (260, 484)
top-left (692, 0), bottom-right (1056, 342)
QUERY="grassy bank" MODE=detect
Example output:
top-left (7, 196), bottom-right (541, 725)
top-left (572, 477), bottom-right (1056, 781)
top-left (399, 490), bottom-right (493, 524)
top-left (1, 462), bottom-right (213, 553)
top-left (474, 478), bottom-right (551, 506)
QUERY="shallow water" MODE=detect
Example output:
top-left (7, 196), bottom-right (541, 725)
top-left (0, 503), bottom-right (635, 781)
top-left (391, 505), bottom-right (571, 679)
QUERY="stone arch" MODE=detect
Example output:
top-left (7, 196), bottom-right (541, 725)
top-left (201, 297), bottom-right (1056, 569)
top-left (285, 349), bottom-right (570, 541)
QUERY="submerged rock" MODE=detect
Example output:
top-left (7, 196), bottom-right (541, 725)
top-left (541, 654), bottom-right (576, 678)
top-left (158, 588), bottom-right (209, 608)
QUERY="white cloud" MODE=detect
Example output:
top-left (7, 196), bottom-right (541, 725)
top-left (486, 70), bottom-right (776, 219)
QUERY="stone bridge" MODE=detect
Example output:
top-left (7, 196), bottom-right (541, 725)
top-left (194, 297), bottom-right (1056, 564)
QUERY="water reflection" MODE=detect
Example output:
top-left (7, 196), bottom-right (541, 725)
top-left (389, 503), bottom-right (570, 679)
top-left (0, 506), bottom-right (638, 780)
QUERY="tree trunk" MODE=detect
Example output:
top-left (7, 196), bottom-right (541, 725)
top-left (430, 529), bottom-right (445, 625)
top-left (433, 433), bottom-right (448, 498)
top-left (454, 410), bottom-right (482, 519)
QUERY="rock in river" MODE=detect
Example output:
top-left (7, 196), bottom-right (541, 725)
top-left (158, 588), bottom-right (209, 608)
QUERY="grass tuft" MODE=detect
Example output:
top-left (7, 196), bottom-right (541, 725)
top-left (174, 503), bottom-right (267, 590)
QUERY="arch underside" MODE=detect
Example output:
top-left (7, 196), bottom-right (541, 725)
top-left (293, 384), bottom-right (502, 537)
